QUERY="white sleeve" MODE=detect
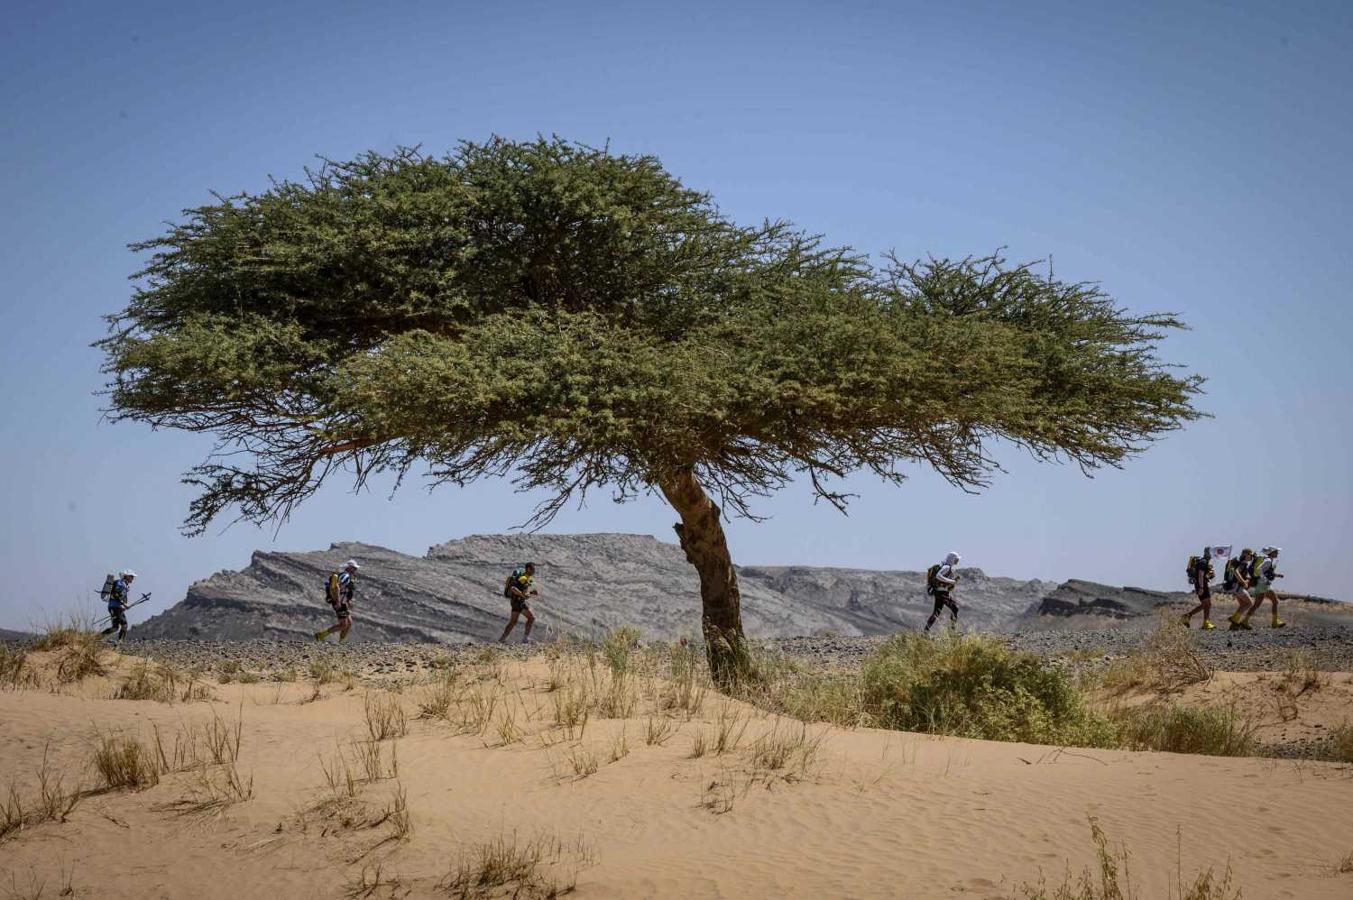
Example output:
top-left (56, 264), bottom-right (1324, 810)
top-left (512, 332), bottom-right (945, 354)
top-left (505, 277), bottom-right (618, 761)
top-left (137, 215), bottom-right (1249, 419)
top-left (934, 565), bottom-right (957, 587)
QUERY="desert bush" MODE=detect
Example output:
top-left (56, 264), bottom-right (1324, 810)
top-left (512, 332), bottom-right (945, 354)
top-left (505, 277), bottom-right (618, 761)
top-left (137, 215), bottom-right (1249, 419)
top-left (860, 633), bottom-right (1114, 746)
top-left (735, 650), bottom-right (865, 727)
top-left (91, 733), bottom-right (160, 790)
top-left (440, 831), bottom-right (595, 899)
top-left (1100, 612), bottom-right (1211, 693)
top-left (364, 692), bottom-right (408, 741)
top-left (602, 626), bottom-right (642, 676)
top-left (1112, 704), bottom-right (1256, 757)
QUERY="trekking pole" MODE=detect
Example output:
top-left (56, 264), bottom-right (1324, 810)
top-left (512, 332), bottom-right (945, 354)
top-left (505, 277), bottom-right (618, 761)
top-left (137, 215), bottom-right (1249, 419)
top-left (94, 593), bottom-right (152, 627)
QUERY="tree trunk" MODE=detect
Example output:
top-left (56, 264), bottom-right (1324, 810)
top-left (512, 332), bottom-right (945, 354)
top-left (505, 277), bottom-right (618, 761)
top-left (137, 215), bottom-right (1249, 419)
top-left (658, 468), bottom-right (747, 687)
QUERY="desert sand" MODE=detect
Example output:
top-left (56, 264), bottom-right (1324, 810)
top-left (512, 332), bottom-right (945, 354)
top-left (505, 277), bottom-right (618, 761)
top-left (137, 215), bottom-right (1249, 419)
top-left (2, 647), bottom-right (1351, 899)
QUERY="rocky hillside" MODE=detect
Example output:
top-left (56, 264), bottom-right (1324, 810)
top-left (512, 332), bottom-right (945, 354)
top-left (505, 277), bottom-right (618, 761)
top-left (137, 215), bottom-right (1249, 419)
top-left (135, 533), bottom-right (1059, 643)
top-left (1031, 579), bottom-right (1188, 620)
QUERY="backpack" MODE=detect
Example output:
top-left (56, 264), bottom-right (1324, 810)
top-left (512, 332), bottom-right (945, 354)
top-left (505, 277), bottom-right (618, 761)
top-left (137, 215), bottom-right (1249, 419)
top-left (1251, 556), bottom-right (1269, 582)
top-left (99, 573), bottom-right (116, 602)
top-left (925, 564), bottom-right (942, 596)
top-left (504, 567), bottom-right (529, 599)
top-left (1185, 556), bottom-right (1212, 585)
top-left (324, 573), bottom-right (341, 605)
top-left (1222, 559), bottom-right (1238, 590)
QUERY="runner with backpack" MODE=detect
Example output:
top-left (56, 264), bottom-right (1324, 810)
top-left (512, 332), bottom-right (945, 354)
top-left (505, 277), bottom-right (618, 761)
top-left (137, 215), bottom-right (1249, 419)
top-left (924, 552), bottom-right (961, 633)
top-left (1181, 547), bottom-right (1217, 629)
top-left (314, 559), bottom-right (360, 643)
top-left (498, 562), bottom-right (538, 644)
top-left (98, 569), bottom-right (138, 642)
top-left (1241, 547), bottom-right (1286, 629)
top-left (1223, 548), bottom-right (1257, 630)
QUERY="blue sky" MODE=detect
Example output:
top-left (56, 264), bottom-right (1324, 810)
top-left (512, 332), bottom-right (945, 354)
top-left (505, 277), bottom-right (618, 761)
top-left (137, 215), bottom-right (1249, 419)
top-left (2, 0), bottom-right (1350, 630)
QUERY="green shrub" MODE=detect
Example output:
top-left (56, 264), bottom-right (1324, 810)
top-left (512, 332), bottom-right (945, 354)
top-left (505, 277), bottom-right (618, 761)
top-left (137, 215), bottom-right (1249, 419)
top-left (1113, 704), bottom-right (1256, 757)
top-left (860, 633), bottom-right (1114, 746)
top-left (601, 626), bottom-right (642, 676)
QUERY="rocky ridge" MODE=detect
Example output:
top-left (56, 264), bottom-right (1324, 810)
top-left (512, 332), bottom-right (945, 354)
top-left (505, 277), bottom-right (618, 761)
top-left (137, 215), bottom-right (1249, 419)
top-left (136, 532), bottom-right (1066, 643)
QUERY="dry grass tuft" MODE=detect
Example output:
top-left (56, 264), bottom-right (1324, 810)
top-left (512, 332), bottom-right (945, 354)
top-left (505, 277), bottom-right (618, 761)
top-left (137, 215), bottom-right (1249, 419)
top-left (1100, 612), bottom-right (1212, 694)
top-left (116, 660), bottom-right (187, 703)
top-left (1280, 651), bottom-right (1328, 696)
top-left (55, 639), bottom-right (105, 684)
top-left (608, 728), bottom-right (630, 763)
top-left (1021, 819), bottom-right (1241, 900)
top-left (0, 645), bottom-right (39, 690)
top-left (31, 615), bottom-right (97, 652)
top-left (158, 758), bottom-right (254, 817)
top-left (417, 673), bottom-right (460, 720)
top-left (439, 831), bottom-right (596, 899)
top-left (1325, 722), bottom-right (1353, 763)
top-left (660, 642), bottom-right (706, 716)
top-left (747, 721), bottom-right (825, 778)
top-left (644, 716), bottom-right (676, 747)
top-left (346, 863), bottom-right (406, 899)
top-left (386, 781), bottom-right (413, 841)
top-left (91, 733), bottom-right (160, 791)
top-left (1, 744), bottom-right (83, 843)
top-left (364, 692), bottom-right (409, 741)
top-left (566, 745), bottom-right (599, 779)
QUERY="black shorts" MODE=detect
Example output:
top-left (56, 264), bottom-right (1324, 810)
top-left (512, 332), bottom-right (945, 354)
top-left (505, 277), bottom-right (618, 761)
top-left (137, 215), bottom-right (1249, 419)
top-left (510, 596), bottom-right (531, 614)
top-left (107, 607), bottom-right (128, 627)
top-left (332, 603), bottom-right (352, 620)
top-left (1194, 585), bottom-right (1212, 601)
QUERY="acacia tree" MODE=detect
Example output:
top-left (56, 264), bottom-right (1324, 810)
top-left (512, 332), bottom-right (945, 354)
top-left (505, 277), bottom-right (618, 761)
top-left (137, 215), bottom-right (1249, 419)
top-left (101, 138), bottom-right (1201, 684)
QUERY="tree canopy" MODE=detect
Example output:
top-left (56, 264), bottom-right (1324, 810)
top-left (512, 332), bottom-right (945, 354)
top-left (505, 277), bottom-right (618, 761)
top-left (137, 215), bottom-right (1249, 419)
top-left (101, 137), bottom-right (1203, 679)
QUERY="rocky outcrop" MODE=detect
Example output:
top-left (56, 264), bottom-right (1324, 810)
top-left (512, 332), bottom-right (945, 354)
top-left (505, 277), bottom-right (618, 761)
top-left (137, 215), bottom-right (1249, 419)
top-left (135, 533), bottom-right (1059, 643)
top-left (1033, 579), bottom-right (1186, 619)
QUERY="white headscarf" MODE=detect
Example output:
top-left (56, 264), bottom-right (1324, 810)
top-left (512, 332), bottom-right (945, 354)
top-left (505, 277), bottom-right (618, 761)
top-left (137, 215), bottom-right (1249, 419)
top-left (944, 552), bottom-right (961, 566)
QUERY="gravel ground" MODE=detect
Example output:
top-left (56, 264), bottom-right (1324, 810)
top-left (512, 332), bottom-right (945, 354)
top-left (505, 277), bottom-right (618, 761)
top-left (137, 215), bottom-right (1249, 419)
top-left (10, 601), bottom-right (1352, 678)
top-left (766, 610), bottom-right (1353, 673)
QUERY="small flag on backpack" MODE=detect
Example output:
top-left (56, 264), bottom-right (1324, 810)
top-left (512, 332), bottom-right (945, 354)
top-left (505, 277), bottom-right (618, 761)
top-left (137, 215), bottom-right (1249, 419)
top-left (1210, 545), bottom-right (1233, 559)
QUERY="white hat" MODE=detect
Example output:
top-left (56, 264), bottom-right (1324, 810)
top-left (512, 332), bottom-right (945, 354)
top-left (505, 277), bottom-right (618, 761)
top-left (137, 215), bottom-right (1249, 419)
top-left (120, 569), bottom-right (137, 579)
top-left (344, 559), bottom-right (361, 570)
top-left (1263, 547), bottom-right (1281, 555)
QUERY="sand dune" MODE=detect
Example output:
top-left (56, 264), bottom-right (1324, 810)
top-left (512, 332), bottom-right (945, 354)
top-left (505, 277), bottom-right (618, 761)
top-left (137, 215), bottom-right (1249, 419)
top-left (1, 648), bottom-right (1351, 899)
